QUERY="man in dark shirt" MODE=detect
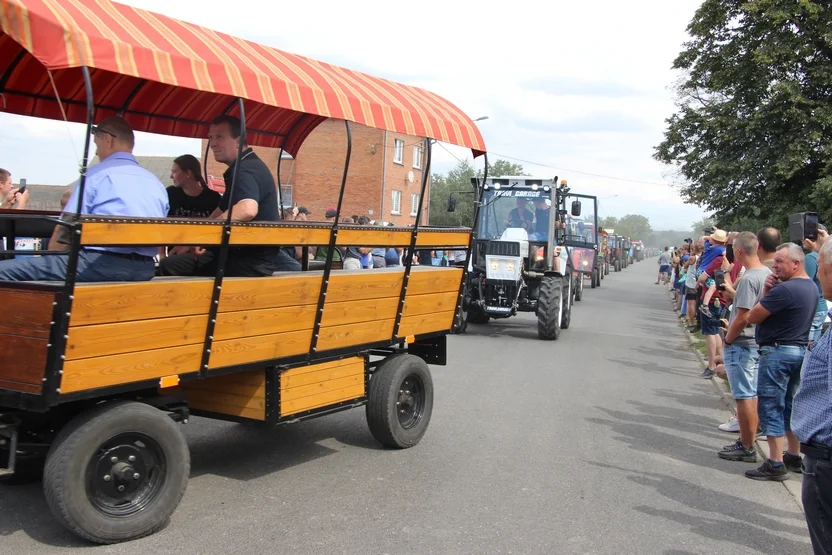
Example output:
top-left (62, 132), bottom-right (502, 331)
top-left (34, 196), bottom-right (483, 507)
top-left (160, 115), bottom-right (301, 276)
top-left (504, 197), bottom-right (534, 231)
top-left (746, 242), bottom-right (819, 481)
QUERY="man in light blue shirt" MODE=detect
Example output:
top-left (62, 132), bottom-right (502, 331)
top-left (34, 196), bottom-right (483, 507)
top-left (0, 116), bottom-right (168, 282)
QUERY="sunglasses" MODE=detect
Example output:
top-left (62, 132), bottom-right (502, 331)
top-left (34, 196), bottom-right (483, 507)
top-left (91, 126), bottom-right (117, 138)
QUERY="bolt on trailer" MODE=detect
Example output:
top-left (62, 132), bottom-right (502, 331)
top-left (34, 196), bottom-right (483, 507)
top-left (562, 193), bottom-right (600, 297)
top-left (0, 0), bottom-right (487, 544)
top-left (449, 176), bottom-right (580, 340)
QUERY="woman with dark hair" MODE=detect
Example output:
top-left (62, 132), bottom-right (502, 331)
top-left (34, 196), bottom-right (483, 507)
top-left (159, 154), bottom-right (221, 261)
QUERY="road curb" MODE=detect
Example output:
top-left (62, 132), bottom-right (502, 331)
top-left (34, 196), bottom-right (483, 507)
top-left (669, 291), bottom-right (805, 513)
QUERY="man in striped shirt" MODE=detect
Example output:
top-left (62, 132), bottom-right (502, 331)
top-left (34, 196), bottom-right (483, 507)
top-left (791, 237), bottom-right (832, 555)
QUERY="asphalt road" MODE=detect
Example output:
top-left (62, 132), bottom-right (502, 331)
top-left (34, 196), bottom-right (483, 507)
top-left (0, 260), bottom-right (812, 554)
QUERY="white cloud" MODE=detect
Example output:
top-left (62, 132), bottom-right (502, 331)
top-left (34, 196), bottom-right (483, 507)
top-left (0, 0), bottom-right (705, 230)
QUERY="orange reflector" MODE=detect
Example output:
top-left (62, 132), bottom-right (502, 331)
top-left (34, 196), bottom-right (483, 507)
top-left (159, 375), bottom-right (180, 388)
top-left (406, 335), bottom-right (416, 344)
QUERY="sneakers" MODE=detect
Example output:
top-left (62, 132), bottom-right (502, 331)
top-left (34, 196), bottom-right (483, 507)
top-left (719, 415), bottom-right (740, 433)
top-left (783, 452), bottom-right (803, 473)
top-left (700, 368), bottom-right (715, 379)
top-left (718, 439), bottom-right (758, 462)
top-left (745, 460), bottom-right (789, 481)
top-left (699, 304), bottom-right (713, 318)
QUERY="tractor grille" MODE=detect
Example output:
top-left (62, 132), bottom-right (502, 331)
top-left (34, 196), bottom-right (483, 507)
top-left (485, 241), bottom-right (520, 257)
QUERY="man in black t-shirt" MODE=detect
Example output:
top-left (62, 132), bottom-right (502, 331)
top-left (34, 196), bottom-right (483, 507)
top-left (504, 197), bottom-right (534, 232)
top-left (160, 115), bottom-right (301, 276)
top-left (745, 242), bottom-right (819, 481)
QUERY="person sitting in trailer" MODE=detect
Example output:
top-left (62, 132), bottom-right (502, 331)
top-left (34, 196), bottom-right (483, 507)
top-left (158, 154), bottom-right (221, 265)
top-left (0, 116), bottom-right (168, 282)
top-left (159, 115), bottom-right (301, 276)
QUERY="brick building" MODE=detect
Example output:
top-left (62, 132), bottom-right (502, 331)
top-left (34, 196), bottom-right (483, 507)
top-left (203, 119), bottom-right (430, 225)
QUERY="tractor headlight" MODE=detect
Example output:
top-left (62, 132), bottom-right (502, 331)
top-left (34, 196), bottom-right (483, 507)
top-left (505, 262), bottom-right (515, 272)
top-left (582, 260), bottom-right (589, 267)
top-left (490, 260), bottom-right (500, 271)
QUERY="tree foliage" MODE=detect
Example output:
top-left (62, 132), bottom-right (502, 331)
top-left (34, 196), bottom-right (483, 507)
top-left (654, 0), bottom-right (832, 228)
top-left (615, 214), bottom-right (653, 241)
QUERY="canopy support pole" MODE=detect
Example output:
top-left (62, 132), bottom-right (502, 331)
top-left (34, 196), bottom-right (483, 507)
top-left (199, 98), bottom-right (247, 375)
top-left (308, 120), bottom-right (352, 358)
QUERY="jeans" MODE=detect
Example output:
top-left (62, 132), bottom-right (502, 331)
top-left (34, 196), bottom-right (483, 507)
top-left (757, 345), bottom-right (806, 437)
top-left (724, 344), bottom-right (759, 400)
top-left (0, 249), bottom-right (155, 282)
top-left (809, 308), bottom-right (827, 343)
top-left (802, 454), bottom-right (832, 555)
top-left (159, 247), bottom-right (300, 277)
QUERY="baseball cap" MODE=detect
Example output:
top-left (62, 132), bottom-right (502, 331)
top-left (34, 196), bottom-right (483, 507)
top-left (297, 206), bottom-right (311, 215)
top-left (325, 206), bottom-right (337, 218)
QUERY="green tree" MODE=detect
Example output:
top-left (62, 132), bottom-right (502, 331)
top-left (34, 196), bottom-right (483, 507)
top-left (429, 159), bottom-right (477, 227)
top-left (690, 216), bottom-right (714, 237)
top-left (487, 159), bottom-right (528, 178)
top-left (599, 216), bottom-right (618, 230)
top-left (615, 214), bottom-right (652, 241)
top-left (654, 0), bottom-right (832, 226)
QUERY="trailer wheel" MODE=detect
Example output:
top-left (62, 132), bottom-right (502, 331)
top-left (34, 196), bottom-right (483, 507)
top-left (43, 401), bottom-right (189, 544)
top-left (367, 355), bottom-right (434, 449)
top-left (537, 276), bottom-right (562, 340)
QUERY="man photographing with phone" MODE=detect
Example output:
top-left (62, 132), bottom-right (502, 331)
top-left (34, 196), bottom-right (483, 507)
top-left (0, 169), bottom-right (29, 210)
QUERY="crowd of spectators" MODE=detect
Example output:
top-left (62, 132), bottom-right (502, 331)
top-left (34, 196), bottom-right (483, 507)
top-left (659, 224), bottom-right (832, 555)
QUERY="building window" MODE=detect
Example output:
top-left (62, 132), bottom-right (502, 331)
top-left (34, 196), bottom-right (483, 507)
top-left (412, 145), bottom-right (422, 169)
top-left (410, 193), bottom-right (419, 216)
top-left (279, 184), bottom-right (293, 209)
top-left (391, 190), bottom-right (402, 215)
top-left (393, 139), bottom-right (404, 164)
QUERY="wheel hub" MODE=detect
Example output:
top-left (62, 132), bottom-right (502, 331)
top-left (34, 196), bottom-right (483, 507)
top-left (86, 433), bottom-right (166, 517)
top-left (396, 376), bottom-right (425, 430)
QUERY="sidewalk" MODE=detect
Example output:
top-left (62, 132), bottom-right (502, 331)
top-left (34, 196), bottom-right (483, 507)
top-left (667, 287), bottom-right (804, 512)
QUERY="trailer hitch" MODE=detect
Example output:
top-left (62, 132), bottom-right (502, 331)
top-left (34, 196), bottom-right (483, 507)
top-left (0, 414), bottom-right (21, 477)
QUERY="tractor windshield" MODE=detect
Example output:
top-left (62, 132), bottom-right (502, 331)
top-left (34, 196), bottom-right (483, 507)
top-left (479, 188), bottom-right (553, 240)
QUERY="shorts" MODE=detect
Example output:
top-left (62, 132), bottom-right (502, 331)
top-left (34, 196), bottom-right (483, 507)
top-left (659, 264), bottom-right (670, 274)
top-left (700, 304), bottom-right (723, 336)
top-left (705, 277), bottom-right (715, 288)
top-left (724, 344), bottom-right (759, 400)
top-left (685, 286), bottom-right (698, 300)
top-left (756, 345), bottom-right (806, 437)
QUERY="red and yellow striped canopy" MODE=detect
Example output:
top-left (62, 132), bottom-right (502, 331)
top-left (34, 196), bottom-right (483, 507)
top-left (0, 0), bottom-right (486, 156)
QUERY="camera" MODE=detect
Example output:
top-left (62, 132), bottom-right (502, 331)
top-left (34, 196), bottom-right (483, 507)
top-left (684, 237), bottom-right (692, 244)
top-left (789, 212), bottom-right (819, 243)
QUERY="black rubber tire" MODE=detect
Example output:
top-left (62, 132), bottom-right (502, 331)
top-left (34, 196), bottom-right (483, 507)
top-left (614, 260), bottom-right (620, 272)
top-left (367, 354), bottom-right (434, 449)
top-left (596, 269), bottom-right (602, 287)
top-left (452, 283), bottom-right (468, 334)
top-left (560, 277), bottom-right (572, 330)
top-left (575, 277), bottom-right (583, 302)
top-left (42, 401), bottom-right (189, 545)
top-left (591, 269), bottom-right (598, 289)
top-left (467, 305), bottom-right (490, 325)
top-left (537, 276), bottom-right (562, 340)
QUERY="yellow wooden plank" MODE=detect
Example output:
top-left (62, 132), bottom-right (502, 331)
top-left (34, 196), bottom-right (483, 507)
top-left (214, 305), bottom-right (316, 341)
top-left (321, 297), bottom-right (398, 326)
top-left (188, 398), bottom-right (265, 420)
top-left (326, 269), bottom-right (403, 303)
top-left (61, 345), bottom-right (203, 393)
top-left (414, 230), bottom-right (471, 248)
top-left (407, 267), bottom-right (463, 295)
top-left (335, 228), bottom-right (412, 247)
top-left (281, 374), bottom-right (363, 403)
top-left (229, 225), bottom-right (331, 246)
top-left (280, 356), bottom-right (363, 377)
top-left (279, 383), bottom-right (366, 416)
top-left (219, 274), bottom-right (321, 312)
top-left (183, 380), bottom-right (265, 397)
top-left (65, 314), bottom-right (208, 360)
top-left (398, 309), bottom-right (456, 338)
top-left (185, 389), bottom-right (266, 411)
top-left (71, 279), bottom-right (214, 326)
top-left (208, 329), bottom-right (311, 369)
top-left (402, 291), bottom-right (460, 318)
top-left (316, 319), bottom-right (394, 352)
top-left (281, 359), bottom-right (364, 389)
top-left (80, 221), bottom-right (223, 246)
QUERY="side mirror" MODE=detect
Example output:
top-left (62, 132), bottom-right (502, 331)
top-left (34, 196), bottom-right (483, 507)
top-left (447, 194), bottom-right (457, 212)
top-left (571, 200), bottom-right (582, 217)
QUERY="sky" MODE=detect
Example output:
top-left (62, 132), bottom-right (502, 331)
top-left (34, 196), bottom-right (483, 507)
top-left (0, 0), bottom-right (707, 230)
